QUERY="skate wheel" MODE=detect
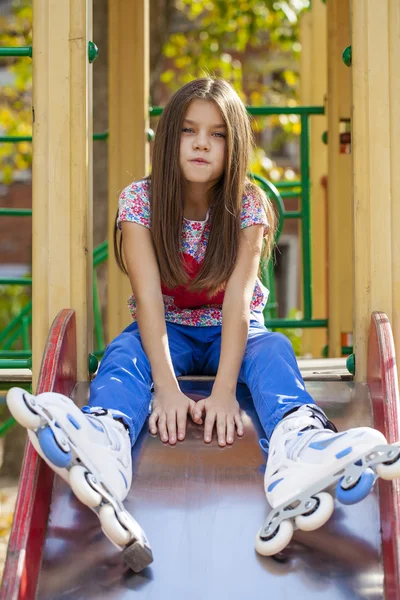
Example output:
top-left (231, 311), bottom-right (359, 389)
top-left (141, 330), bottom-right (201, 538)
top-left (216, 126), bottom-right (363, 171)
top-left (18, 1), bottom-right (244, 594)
top-left (122, 540), bottom-right (154, 573)
top-left (7, 388), bottom-right (41, 429)
top-left (37, 426), bottom-right (72, 468)
top-left (295, 492), bottom-right (334, 532)
top-left (99, 504), bottom-right (131, 546)
top-left (255, 520), bottom-right (294, 556)
top-left (376, 451), bottom-right (400, 480)
top-left (336, 468), bottom-right (375, 505)
top-left (69, 465), bottom-right (102, 508)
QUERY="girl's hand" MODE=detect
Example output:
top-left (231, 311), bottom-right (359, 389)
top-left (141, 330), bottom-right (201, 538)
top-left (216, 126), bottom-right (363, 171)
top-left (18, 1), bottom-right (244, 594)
top-left (190, 391), bottom-right (244, 447)
top-left (149, 389), bottom-right (196, 445)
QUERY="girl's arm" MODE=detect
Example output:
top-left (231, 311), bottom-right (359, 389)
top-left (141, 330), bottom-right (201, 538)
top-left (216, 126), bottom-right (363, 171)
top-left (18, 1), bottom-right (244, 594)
top-left (121, 221), bottom-right (193, 444)
top-left (191, 224), bottom-right (265, 446)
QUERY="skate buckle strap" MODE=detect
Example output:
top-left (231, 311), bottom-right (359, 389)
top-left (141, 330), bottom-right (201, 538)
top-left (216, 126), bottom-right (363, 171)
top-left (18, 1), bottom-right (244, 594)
top-left (259, 438), bottom-right (269, 455)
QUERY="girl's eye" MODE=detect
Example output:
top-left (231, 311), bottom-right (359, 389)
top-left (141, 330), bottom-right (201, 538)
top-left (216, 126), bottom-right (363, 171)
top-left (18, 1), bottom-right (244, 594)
top-left (213, 132), bottom-right (226, 138)
top-left (182, 127), bottom-right (194, 133)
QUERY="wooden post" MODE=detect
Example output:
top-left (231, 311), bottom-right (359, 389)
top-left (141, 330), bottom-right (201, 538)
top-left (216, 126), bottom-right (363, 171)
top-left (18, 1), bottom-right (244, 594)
top-left (327, 0), bottom-right (352, 358)
top-left (32, 0), bottom-right (93, 389)
top-left (107, 0), bottom-right (150, 342)
top-left (351, 1), bottom-right (399, 380)
top-left (300, 1), bottom-right (328, 358)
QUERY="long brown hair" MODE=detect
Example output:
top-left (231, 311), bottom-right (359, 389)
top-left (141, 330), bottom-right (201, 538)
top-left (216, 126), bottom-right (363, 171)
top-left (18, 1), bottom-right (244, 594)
top-left (114, 78), bottom-right (276, 294)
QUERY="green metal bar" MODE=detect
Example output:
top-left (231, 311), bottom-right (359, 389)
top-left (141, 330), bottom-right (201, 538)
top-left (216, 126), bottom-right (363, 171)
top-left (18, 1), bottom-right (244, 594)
top-left (0, 301), bottom-right (32, 344)
top-left (4, 324), bottom-right (25, 350)
top-left (93, 275), bottom-right (105, 351)
top-left (265, 319), bottom-right (328, 328)
top-left (150, 106), bottom-right (325, 117)
top-left (0, 133), bottom-right (108, 143)
top-left (22, 316), bottom-right (30, 350)
top-left (285, 211), bottom-right (302, 219)
top-left (0, 417), bottom-right (16, 437)
top-left (0, 351), bottom-right (31, 359)
top-left (93, 132), bottom-right (108, 141)
top-left (0, 208), bottom-right (32, 216)
top-left (0, 358), bottom-right (31, 367)
top-left (0, 135), bottom-right (33, 142)
top-left (275, 181), bottom-right (302, 189)
top-left (0, 46), bottom-right (32, 57)
top-left (300, 114), bottom-right (312, 321)
top-left (0, 278), bottom-right (32, 285)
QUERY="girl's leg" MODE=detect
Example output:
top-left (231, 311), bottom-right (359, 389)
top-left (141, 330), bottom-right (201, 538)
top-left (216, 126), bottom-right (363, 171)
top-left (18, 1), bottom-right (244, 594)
top-left (6, 321), bottom-right (197, 572)
top-left (89, 321), bottom-right (198, 445)
top-left (202, 320), bottom-right (316, 439)
top-left (239, 322), bottom-right (317, 439)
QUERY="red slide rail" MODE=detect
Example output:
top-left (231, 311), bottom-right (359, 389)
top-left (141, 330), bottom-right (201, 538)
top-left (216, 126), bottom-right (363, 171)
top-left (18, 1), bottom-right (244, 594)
top-left (0, 309), bottom-right (77, 600)
top-left (368, 311), bottom-right (400, 600)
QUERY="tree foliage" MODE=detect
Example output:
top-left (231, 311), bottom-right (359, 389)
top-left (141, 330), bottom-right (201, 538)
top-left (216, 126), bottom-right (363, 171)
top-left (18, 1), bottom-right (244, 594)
top-left (160, 0), bottom-right (309, 104)
top-left (0, 1), bottom-right (32, 183)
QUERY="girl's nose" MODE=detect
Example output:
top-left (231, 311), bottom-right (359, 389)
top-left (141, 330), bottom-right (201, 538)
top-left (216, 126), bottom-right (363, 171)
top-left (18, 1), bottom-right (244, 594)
top-left (193, 135), bottom-right (209, 151)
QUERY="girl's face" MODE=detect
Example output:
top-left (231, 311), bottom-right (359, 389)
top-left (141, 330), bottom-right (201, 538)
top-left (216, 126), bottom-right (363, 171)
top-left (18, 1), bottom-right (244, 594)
top-left (179, 100), bottom-right (227, 187)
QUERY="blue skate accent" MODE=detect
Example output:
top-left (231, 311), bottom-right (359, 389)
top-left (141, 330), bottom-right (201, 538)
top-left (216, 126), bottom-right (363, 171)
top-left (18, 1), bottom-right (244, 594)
top-left (267, 478), bottom-right (284, 493)
top-left (37, 427), bottom-right (72, 468)
top-left (120, 470), bottom-right (128, 489)
top-left (355, 459), bottom-right (363, 466)
top-left (259, 438), bottom-right (269, 454)
top-left (67, 414), bottom-right (81, 430)
top-left (87, 417), bottom-right (104, 433)
top-left (336, 468), bottom-right (375, 505)
top-left (336, 446), bottom-right (352, 459)
top-left (309, 431), bottom-right (347, 450)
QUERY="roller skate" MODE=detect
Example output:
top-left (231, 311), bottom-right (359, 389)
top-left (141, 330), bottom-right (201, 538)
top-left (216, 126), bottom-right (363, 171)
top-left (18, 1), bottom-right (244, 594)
top-left (255, 404), bottom-right (400, 557)
top-left (6, 387), bottom-right (153, 573)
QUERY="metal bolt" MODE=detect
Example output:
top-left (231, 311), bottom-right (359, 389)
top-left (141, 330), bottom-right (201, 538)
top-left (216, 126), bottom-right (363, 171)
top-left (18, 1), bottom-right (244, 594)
top-left (31, 399), bottom-right (36, 406)
top-left (387, 451), bottom-right (395, 459)
top-left (60, 438), bottom-right (67, 445)
top-left (305, 501), bottom-right (313, 510)
top-left (345, 476), bottom-right (353, 484)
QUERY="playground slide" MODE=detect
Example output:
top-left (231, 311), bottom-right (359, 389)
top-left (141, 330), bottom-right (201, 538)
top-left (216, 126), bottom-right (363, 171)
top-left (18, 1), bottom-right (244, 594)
top-left (1, 310), bottom-right (400, 600)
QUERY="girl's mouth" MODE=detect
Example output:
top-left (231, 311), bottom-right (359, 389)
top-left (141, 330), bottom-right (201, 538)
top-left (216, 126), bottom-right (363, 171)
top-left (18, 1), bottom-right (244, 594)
top-left (190, 159), bottom-right (210, 165)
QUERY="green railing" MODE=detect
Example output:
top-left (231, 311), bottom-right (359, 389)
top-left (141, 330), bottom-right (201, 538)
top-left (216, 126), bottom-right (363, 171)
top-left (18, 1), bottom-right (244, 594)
top-left (0, 104), bottom-right (326, 372)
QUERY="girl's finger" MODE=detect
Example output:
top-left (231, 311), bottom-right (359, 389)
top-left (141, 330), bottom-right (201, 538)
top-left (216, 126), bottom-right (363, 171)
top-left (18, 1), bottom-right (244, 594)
top-left (166, 410), bottom-right (177, 445)
top-left (226, 416), bottom-right (235, 444)
top-left (216, 414), bottom-right (227, 447)
top-left (204, 411), bottom-right (216, 443)
top-left (158, 412), bottom-right (168, 443)
top-left (148, 411), bottom-right (159, 435)
top-left (234, 413), bottom-right (244, 437)
top-left (176, 407), bottom-right (187, 441)
top-left (191, 399), bottom-right (204, 424)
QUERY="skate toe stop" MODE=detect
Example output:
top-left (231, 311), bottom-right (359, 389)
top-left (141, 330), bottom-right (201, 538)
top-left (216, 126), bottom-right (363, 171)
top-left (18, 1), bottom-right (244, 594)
top-left (122, 541), bottom-right (154, 573)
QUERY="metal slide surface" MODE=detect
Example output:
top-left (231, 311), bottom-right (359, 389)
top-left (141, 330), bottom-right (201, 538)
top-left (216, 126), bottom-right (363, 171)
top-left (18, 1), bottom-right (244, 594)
top-left (36, 379), bottom-right (384, 600)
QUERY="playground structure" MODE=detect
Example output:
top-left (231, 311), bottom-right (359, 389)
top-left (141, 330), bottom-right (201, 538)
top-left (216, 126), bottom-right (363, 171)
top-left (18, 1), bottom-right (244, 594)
top-left (1, 0), bottom-right (400, 598)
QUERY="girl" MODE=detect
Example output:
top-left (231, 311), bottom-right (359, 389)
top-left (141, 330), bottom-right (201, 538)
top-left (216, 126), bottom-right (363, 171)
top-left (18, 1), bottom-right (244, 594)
top-left (8, 78), bottom-right (400, 572)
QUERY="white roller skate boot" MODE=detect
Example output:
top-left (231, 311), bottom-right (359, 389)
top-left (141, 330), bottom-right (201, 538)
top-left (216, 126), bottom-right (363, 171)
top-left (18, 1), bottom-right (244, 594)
top-left (255, 404), bottom-right (400, 557)
top-left (6, 387), bottom-right (153, 572)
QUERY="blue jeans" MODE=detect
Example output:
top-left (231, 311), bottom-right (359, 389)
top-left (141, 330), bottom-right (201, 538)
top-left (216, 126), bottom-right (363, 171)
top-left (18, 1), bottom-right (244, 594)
top-left (88, 320), bottom-right (315, 446)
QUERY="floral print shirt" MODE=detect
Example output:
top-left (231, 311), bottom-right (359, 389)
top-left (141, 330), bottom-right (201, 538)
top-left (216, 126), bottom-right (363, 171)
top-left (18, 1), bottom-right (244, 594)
top-left (118, 178), bottom-right (269, 326)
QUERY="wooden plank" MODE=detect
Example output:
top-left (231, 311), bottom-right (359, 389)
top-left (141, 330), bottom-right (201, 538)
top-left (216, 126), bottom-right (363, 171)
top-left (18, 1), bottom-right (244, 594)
top-left (32, 0), bottom-right (93, 388)
top-left (107, 0), bottom-right (150, 342)
top-left (327, 0), bottom-right (352, 357)
top-left (352, 2), bottom-right (393, 379)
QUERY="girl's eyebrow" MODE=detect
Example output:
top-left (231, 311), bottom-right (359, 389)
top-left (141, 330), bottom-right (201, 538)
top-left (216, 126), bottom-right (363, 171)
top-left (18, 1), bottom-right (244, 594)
top-left (183, 118), bottom-right (226, 128)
